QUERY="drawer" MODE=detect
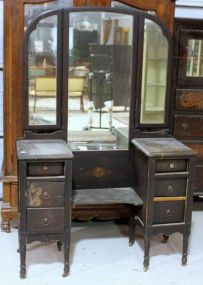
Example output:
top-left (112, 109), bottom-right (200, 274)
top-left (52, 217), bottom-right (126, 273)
top-left (28, 162), bottom-right (64, 176)
top-left (156, 159), bottom-right (187, 172)
top-left (27, 181), bottom-right (64, 207)
top-left (27, 208), bottom-right (64, 234)
top-left (154, 178), bottom-right (187, 197)
top-left (153, 201), bottom-right (185, 224)
top-left (194, 164), bottom-right (203, 194)
top-left (174, 115), bottom-right (203, 138)
top-left (175, 89), bottom-right (203, 111)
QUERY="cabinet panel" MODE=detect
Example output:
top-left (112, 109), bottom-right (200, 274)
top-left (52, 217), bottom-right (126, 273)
top-left (174, 115), bottom-right (203, 138)
top-left (176, 89), bottom-right (203, 111)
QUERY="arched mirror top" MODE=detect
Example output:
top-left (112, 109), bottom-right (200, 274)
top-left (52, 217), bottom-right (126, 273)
top-left (23, 5), bottom-right (172, 142)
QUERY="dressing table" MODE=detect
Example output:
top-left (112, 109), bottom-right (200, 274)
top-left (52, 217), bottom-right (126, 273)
top-left (4, 0), bottom-right (196, 278)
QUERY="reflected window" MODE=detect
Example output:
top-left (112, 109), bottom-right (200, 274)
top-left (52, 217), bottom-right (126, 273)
top-left (28, 15), bottom-right (58, 126)
top-left (186, 39), bottom-right (203, 77)
top-left (68, 12), bottom-right (133, 151)
top-left (25, 0), bottom-right (73, 27)
top-left (140, 19), bottom-right (168, 124)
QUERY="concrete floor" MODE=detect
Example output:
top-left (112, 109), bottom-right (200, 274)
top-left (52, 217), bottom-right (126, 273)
top-left (0, 202), bottom-right (203, 285)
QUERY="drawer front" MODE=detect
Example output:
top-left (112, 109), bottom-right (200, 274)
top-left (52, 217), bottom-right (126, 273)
top-left (154, 178), bottom-right (186, 197)
top-left (176, 89), bottom-right (203, 111)
top-left (194, 164), bottom-right (203, 194)
top-left (28, 162), bottom-right (64, 176)
top-left (153, 201), bottom-right (185, 224)
top-left (27, 181), bottom-right (64, 207)
top-left (174, 115), bottom-right (203, 138)
top-left (27, 208), bottom-right (64, 234)
top-left (156, 159), bottom-right (186, 172)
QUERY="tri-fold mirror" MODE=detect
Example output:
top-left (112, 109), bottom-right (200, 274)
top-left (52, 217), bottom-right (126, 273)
top-left (24, 7), bottom-right (171, 150)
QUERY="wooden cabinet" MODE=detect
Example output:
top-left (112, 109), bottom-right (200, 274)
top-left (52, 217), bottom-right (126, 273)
top-left (173, 19), bottom-right (203, 196)
top-left (16, 139), bottom-right (73, 278)
top-left (131, 137), bottom-right (196, 271)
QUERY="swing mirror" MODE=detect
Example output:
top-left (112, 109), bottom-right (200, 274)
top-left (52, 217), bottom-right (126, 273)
top-left (27, 15), bottom-right (58, 126)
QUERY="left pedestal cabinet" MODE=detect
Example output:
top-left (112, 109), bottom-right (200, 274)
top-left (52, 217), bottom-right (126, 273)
top-left (16, 139), bottom-right (73, 279)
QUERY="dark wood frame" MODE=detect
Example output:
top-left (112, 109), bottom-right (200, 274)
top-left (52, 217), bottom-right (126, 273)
top-left (24, 10), bottom-right (65, 136)
top-left (2, 0), bottom-right (175, 231)
top-left (135, 13), bottom-right (172, 130)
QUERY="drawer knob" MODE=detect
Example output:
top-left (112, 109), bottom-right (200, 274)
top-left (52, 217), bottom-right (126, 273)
top-left (169, 163), bottom-right (175, 169)
top-left (181, 123), bottom-right (188, 130)
top-left (168, 185), bottom-right (173, 193)
top-left (42, 192), bottom-right (49, 200)
top-left (165, 209), bottom-right (172, 217)
top-left (43, 166), bottom-right (48, 171)
top-left (43, 218), bottom-right (49, 226)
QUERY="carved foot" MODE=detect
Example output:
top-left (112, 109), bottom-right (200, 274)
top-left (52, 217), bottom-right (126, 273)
top-left (182, 255), bottom-right (187, 266)
top-left (143, 260), bottom-right (149, 272)
top-left (63, 263), bottom-right (70, 277)
top-left (57, 241), bottom-right (62, 251)
top-left (162, 234), bottom-right (169, 243)
top-left (20, 266), bottom-right (26, 279)
top-left (1, 222), bottom-right (11, 233)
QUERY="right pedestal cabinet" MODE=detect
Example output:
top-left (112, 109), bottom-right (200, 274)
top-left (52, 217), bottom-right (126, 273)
top-left (173, 19), bottom-right (203, 197)
top-left (132, 137), bottom-right (196, 271)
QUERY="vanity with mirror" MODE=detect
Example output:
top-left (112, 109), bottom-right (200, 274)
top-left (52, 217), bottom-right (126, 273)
top-left (14, 1), bottom-right (197, 277)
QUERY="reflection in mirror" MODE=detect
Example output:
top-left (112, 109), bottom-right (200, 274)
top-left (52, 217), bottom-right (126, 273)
top-left (140, 19), bottom-right (168, 124)
top-left (68, 12), bottom-right (133, 151)
top-left (28, 15), bottom-right (57, 126)
top-left (187, 39), bottom-right (203, 77)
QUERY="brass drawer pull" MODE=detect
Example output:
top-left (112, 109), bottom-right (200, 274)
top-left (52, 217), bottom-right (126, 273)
top-left (169, 163), bottom-right (175, 169)
top-left (43, 165), bottom-right (48, 171)
top-left (42, 192), bottom-right (49, 200)
top-left (165, 209), bottom-right (172, 217)
top-left (181, 122), bottom-right (188, 130)
top-left (43, 218), bottom-right (49, 226)
top-left (168, 185), bottom-right (173, 194)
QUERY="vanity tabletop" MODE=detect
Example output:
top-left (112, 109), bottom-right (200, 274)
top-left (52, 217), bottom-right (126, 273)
top-left (131, 137), bottom-right (196, 158)
top-left (16, 139), bottom-right (73, 160)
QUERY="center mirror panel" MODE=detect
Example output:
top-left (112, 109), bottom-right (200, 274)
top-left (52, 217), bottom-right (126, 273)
top-left (68, 12), bottom-right (133, 151)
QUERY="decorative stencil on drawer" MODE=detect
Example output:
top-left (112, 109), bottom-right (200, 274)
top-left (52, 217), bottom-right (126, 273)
top-left (176, 89), bottom-right (203, 111)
